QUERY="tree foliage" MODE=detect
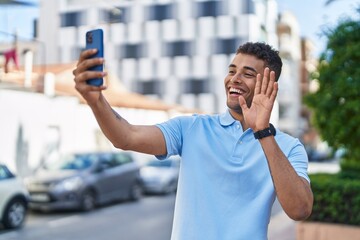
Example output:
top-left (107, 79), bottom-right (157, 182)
top-left (304, 10), bottom-right (360, 165)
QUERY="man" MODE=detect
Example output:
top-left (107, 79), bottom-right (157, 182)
top-left (73, 42), bottom-right (313, 240)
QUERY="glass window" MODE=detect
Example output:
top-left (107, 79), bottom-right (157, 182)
top-left (114, 153), bottom-right (132, 166)
top-left (244, 0), bottom-right (255, 14)
top-left (213, 37), bottom-right (243, 55)
top-left (135, 80), bottom-right (164, 95)
top-left (120, 43), bottom-right (147, 59)
top-left (163, 41), bottom-right (193, 57)
top-left (146, 4), bottom-right (175, 21)
top-left (194, 1), bottom-right (224, 18)
top-left (102, 7), bottom-right (130, 24)
top-left (60, 11), bottom-right (85, 27)
top-left (181, 78), bottom-right (210, 94)
top-left (0, 165), bottom-right (14, 180)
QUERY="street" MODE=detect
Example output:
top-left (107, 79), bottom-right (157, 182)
top-left (0, 193), bottom-right (287, 240)
top-left (0, 194), bottom-right (176, 240)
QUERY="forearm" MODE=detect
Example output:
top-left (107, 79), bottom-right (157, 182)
top-left (87, 94), bottom-right (166, 155)
top-left (88, 93), bottom-right (132, 149)
top-left (259, 136), bottom-right (313, 220)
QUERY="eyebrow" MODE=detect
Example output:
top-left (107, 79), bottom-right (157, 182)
top-left (228, 64), bottom-right (258, 74)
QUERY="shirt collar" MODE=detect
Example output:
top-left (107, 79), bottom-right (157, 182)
top-left (220, 109), bottom-right (237, 126)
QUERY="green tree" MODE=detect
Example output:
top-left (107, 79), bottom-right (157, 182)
top-left (304, 8), bottom-right (360, 177)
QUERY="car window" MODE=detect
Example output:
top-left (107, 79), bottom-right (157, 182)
top-left (0, 165), bottom-right (15, 180)
top-left (113, 153), bottom-right (133, 166)
top-left (98, 153), bottom-right (114, 169)
top-left (147, 160), bottom-right (173, 168)
top-left (45, 154), bottom-right (95, 170)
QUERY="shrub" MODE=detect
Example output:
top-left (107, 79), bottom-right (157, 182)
top-left (307, 174), bottom-right (360, 226)
top-left (307, 173), bottom-right (360, 225)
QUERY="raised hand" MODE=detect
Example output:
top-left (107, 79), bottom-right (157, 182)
top-left (238, 67), bottom-right (278, 132)
top-left (73, 49), bottom-right (107, 106)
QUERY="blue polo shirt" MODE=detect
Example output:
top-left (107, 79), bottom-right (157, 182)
top-left (156, 110), bottom-right (310, 240)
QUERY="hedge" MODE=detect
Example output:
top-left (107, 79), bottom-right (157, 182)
top-left (307, 173), bottom-right (360, 226)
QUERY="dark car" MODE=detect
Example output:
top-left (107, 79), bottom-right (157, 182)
top-left (0, 164), bottom-right (29, 229)
top-left (25, 151), bottom-right (142, 212)
top-left (140, 158), bottom-right (180, 195)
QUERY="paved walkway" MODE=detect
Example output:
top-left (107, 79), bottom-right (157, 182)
top-left (269, 210), bottom-right (296, 240)
top-left (267, 161), bottom-right (340, 240)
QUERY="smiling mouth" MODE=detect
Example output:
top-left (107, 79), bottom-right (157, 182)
top-left (229, 87), bottom-right (244, 96)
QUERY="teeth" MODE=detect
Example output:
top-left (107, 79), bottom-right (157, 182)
top-left (229, 87), bottom-right (242, 94)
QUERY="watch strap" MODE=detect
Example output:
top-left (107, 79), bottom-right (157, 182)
top-left (253, 123), bottom-right (276, 139)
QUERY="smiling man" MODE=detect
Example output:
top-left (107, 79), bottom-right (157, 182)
top-left (73, 41), bottom-right (313, 240)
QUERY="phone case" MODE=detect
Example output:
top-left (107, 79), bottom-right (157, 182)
top-left (85, 29), bottom-right (104, 86)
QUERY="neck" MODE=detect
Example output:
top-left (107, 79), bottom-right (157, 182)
top-left (228, 109), bottom-right (249, 130)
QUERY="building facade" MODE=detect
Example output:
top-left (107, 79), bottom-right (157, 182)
top-left (38, 0), bottom-right (279, 114)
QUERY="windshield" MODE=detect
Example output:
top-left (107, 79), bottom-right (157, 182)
top-left (45, 154), bottom-right (96, 170)
top-left (147, 160), bottom-right (174, 168)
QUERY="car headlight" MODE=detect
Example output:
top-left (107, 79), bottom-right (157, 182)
top-left (53, 177), bottom-right (84, 192)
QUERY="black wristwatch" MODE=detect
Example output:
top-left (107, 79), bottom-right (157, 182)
top-left (253, 123), bottom-right (276, 139)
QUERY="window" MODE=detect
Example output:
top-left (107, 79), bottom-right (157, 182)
top-left (213, 38), bottom-right (243, 54)
top-left (194, 1), bottom-right (223, 18)
top-left (60, 11), bottom-right (85, 27)
top-left (120, 43), bottom-right (147, 59)
top-left (163, 41), bottom-right (193, 57)
top-left (244, 0), bottom-right (255, 14)
top-left (135, 80), bottom-right (164, 95)
top-left (0, 165), bottom-right (14, 180)
top-left (114, 153), bottom-right (132, 166)
top-left (181, 78), bottom-right (210, 94)
top-left (146, 4), bottom-right (175, 21)
top-left (101, 7), bottom-right (130, 24)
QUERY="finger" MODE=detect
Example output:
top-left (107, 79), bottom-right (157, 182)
top-left (75, 79), bottom-right (107, 94)
top-left (260, 67), bottom-right (270, 94)
top-left (75, 57), bottom-right (104, 75)
top-left (238, 96), bottom-right (249, 112)
top-left (265, 71), bottom-right (276, 97)
top-left (73, 49), bottom-right (101, 76)
top-left (74, 71), bottom-right (107, 84)
top-left (78, 49), bottom-right (98, 65)
top-left (269, 82), bottom-right (278, 102)
top-left (254, 73), bottom-right (262, 95)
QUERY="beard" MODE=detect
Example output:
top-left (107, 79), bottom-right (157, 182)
top-left (226, 99), bottom-right (243, 114)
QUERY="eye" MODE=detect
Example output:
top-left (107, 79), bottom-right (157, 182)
top-left (228, 69), bottom-right (236, 74)
top-left (244, 73), bottom-right (255, 78)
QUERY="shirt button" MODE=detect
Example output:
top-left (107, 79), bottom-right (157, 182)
top-left (236, 124), bottom-right (240, 129)
top-left (239, 141), bottom-right (243, 144)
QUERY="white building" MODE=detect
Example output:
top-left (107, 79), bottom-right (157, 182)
top-left (37, 0), bottom-right (280, 114)
top-left (277, 11), bottom-right (303, 137)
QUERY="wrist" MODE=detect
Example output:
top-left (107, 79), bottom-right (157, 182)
top-left (253, 124), bottom-right (276, 139)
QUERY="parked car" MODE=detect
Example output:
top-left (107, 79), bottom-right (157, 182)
top-left (0, 164), bottom-right (29, 229)
top-left (25, 151), bottom-right (142, 212)
top-left (140, 158), bottom-right (180, 195)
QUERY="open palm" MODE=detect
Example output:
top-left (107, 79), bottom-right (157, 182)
top-left (239, 68), bottom-right (278, 132)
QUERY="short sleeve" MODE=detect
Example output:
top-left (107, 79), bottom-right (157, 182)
top-left (155, 115), bottom-right (197, 160)
top-left (287, 140), bottom-right (311, 183)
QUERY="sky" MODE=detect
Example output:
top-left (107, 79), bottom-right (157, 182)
top-left (0, 0), bottom-right (358, 57)
top-left (277, 0), bottom-right (359, 56)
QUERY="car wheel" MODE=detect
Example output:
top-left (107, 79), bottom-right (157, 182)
top-left (129, 183), bottom-right (142, 201)
top-left (80, 190), bottom-right (96, 211)
top-left (3, 198), bottom-right (27, 229)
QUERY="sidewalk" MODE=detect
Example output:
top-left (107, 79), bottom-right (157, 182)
top-left (268, 210), bottom-right (296, 240)
top-left (268, 161), bottom-right (340, 240)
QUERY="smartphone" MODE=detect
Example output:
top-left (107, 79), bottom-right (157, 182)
top-left (85, 29), bottom-right (104, 86)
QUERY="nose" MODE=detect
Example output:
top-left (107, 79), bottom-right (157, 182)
top-left (230, 73), bottom-right (241, 83)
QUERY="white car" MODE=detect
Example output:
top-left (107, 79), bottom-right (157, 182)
top-left (0, 164), bottom-right (29, 229)
top-left (140, 158), bottom-right (180, 194)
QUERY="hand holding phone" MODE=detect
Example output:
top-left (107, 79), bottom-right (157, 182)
top-left (85, 29), bottom-right (104, 86)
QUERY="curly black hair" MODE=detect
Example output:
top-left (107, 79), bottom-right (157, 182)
top-left (236, 42), bottom-right (283, 82)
